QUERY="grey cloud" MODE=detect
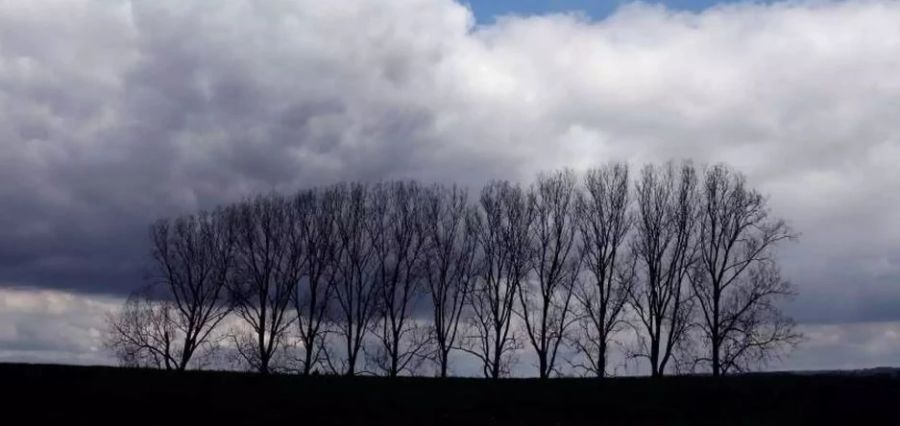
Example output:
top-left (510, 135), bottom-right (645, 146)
top-left (0, 288), bottom-right (117, 364)
top-left (782, 321), bottom-right (900, 371)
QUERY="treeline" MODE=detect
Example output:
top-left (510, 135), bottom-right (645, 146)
top-left (106, 161), bottom-right (800, 378)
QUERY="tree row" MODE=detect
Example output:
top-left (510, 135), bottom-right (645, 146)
top-left (106, 161), bottom-right (800, 378)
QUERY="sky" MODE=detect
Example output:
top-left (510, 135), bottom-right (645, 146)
top-left (1, 0), bottom-right (899, 371)
top-left (466, 0), bottom-right (777, 23)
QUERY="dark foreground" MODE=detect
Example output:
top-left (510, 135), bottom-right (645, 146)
top-left (2, 363), bottom-right (899, 425)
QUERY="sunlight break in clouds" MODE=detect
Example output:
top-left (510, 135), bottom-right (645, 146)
top-left (0, 0), bottom-right (899, 368)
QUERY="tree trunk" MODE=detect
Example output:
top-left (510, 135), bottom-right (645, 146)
top-left (597, 340), bottom-right (607, 378)
top-left (440, 354), bottom-right (449, 378)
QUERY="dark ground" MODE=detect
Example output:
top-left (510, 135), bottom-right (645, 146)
top-left (2, 363), bottom-right (898, 425)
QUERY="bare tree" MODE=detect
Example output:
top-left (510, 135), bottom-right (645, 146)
top-left (106, 208), bottom-right (236, 371)
top-left (569, 163), bottom-right (634, 377)
top-left (105, 286), bottom-right (180, 369)
top-left (463, 181), bottom-right (533, 379)
top-left (291, 188), bottom-right (339, 375)
top-left (518, 170), bottom-right (581, 378)
top-left (629, 162), bottom-right (699, 377)
top-left (326, 183), bottom-right (378, 376)
top-left (230, 194), bottom-right (304, 374)
top-left (365, 181), bottom-right (431, 376)
top-left (690, 164), bottom-right (800, 376)
top-left (421, 184), bottom-right (478, 377)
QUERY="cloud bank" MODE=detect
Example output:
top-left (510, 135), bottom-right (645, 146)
top-left (0, 288), bottom-right (116, 364)
top-left (1, 0), bottom-right (899, 366)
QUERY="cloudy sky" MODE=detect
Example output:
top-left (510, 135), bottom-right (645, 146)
top-left (1, 0), bottom-right (899, 371)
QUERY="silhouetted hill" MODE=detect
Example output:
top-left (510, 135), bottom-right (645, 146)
top-left (1, 363), bottom-right (898, 425)
top-left (783, 366), bottom-right (900, 377)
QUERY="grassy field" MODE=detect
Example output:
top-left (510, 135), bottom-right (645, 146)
top-left (2, 363), bottom-right (898, 425)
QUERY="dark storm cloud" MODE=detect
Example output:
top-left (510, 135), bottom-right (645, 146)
top-left (0, 0), bottom-right (899, 336)
top-left (0, 0), bottom-right (500, 294)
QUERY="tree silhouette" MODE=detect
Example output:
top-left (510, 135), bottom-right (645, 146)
top-left (518, 170), bottom-right (581, 378)
top-left (421, 184), bottom-right (478, 377)
top-left (690, 164), bottom-right (800, 376)
top-left (463, 181), bottom-right (533, 379)
top-left (291, 188), bottom-right (339, 375)
top-left (569, 163), bottom-right (634, 377)
top-left (229, 195), bottom-right (304, 374)
top-left (628, 162), bottom-right (699, 377)
top-left (368, 181), bottom-right (431, 376)
top-left (326, 183), bottom-right (378, 376)
top-left (106, 208), bottom-right (236, 370)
